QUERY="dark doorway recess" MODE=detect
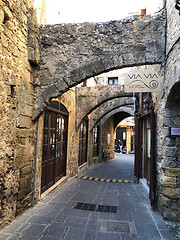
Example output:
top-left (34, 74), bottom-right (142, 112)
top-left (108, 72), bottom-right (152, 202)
top-left (41, 101), bottom-right (68, 193)
top-left (78, 117), bottom-right (88, 167)
top-left (134, 93), bottom-right (156, 207)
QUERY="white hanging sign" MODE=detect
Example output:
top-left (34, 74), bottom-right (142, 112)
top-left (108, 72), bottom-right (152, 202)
top-left (124, 69), bottom-right (162, 92)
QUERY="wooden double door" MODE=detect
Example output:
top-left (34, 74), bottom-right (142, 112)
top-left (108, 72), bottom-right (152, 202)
top-left (41, 108), bottom-right (68, 193)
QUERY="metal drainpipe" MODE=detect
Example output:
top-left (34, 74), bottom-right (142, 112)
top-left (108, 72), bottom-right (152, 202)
top-left (32, 119), bottom-right (39, 207)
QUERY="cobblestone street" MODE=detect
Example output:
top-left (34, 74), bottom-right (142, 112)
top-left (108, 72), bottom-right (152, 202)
top-left (0, 154), bottom-right (175, 240)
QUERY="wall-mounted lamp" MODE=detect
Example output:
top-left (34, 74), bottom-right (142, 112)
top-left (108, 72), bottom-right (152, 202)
top-left (175, 0), bottom-right (180, 14)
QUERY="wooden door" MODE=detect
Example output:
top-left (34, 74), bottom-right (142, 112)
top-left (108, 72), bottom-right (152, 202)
top-left (54, 115), bottom-right (67, 182)
top-left (134, 110), bottom-right (156, 207)
top-left (41, 108), bottom-right (68, 193)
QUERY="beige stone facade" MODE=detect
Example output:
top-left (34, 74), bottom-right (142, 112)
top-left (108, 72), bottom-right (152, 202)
top-left (0, 0), bottom-right (38, 228)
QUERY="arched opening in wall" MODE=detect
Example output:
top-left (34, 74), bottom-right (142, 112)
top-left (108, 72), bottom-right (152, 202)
top-left (113, 116), bottom-right (135, 180)
top-left (115, 116), bottom-right (135, 154)
top-left (41, 101), bottom-right (69, 193)
top-left (38, 66), bottom-right (160, 204)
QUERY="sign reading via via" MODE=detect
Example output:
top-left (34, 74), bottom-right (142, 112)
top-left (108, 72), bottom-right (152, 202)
top-left (124, 69), bottom-right (162, 92)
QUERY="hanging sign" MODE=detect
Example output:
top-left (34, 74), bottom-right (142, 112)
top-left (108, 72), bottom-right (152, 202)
top-left (124, 69), bottom-right (162, 92)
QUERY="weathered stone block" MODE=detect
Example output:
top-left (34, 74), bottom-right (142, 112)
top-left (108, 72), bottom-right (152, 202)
top-left (17, 102), bottom-right (32, 117)
top-left (16, 116), bottom-right (32, 128)
top-left (164, 187), bottom-right (180, 198)
top-left (0, 7), bottom-right (4, 23)
top-left (20, 165), bottom-right (33, 178)
top-left (163, 167), bottom-right (180, 177)
top-left (161, 176), bottom-right (177, 187)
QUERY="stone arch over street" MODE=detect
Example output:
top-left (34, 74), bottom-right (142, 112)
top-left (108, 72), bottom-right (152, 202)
top-left (75, 86), bottom-right (134, 128)
top-left (89, 102), bottom-right (134, 131)
top-left (32, 12), bottom-right (165, 120)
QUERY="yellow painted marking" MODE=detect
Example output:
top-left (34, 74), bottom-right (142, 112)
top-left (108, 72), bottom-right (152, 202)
top-left (77, 176), bottom-right (134, 184)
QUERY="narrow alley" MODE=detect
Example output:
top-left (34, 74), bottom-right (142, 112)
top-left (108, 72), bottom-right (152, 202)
top-left (0, 154), bottom-right (175, 240)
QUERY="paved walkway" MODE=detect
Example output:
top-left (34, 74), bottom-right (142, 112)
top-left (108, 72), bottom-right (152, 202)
top-left (0, 154), bottom-right (175, 240)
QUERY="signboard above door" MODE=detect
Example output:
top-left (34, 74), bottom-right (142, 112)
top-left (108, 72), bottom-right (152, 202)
top-left (124, 69), bottom-right (162, 93)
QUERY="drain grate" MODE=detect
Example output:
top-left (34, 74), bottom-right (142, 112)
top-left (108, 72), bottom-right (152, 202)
top-left (106, 221), bottom-right (130, 233)
top-left (73, 202), bottom-right (117, 213)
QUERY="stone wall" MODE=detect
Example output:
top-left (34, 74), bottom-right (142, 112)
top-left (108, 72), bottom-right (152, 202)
top-left (58, 90), bottom-right (79, 177)
top-left (0, 0), bottom-right (40, 229)
top-left (154, 0), bottom-right (180, 221)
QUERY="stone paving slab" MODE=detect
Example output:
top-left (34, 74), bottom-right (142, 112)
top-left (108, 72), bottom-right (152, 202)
top-left (0, 154), bottom-right (175, 240)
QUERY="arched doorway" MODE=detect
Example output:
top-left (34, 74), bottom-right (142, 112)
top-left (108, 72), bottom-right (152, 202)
top-left (115, 116), bottom-right (135, 154)
top-left (41, 101), bottom-right (68, 193)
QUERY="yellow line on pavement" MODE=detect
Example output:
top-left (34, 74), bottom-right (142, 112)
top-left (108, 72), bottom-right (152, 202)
top-left (76, 175), bottom-right (135, 184)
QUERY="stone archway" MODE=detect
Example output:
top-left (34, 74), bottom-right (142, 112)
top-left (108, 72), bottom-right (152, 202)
top-left (75, 86), bottom-right (134, 128)
top-left (100, 108), bottom-right (134, 160)
top-left (89, 102), bottom-right (134, 131)
top-left (33, 12), bottom-right (165, 120)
